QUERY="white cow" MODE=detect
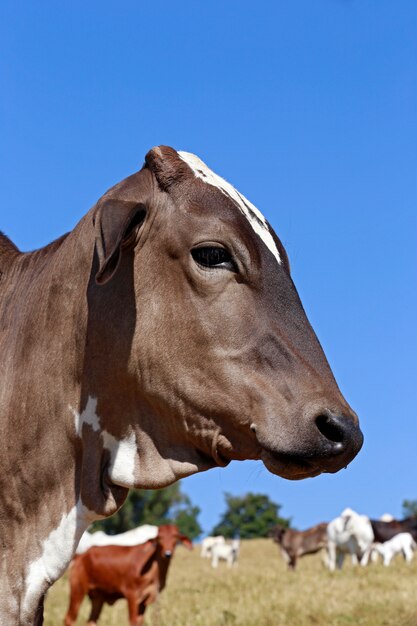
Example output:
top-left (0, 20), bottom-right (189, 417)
top-left (379, 513), bottom-right (394, 522)
top-left (211, 538), bottom-right (240, 568)
top-left (371, 532), bottom-right (416, 566)
top-left (76, 524), bottom-right (158, 554)
top-left (327, 508), bottom-right (374, 570)
top-left (200, 535), bottom-right (226, 558)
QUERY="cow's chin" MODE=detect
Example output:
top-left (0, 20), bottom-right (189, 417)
top-left (260, 449), bottom-right (323, 480)
top-left (210, 431), bottom-right (322, 479)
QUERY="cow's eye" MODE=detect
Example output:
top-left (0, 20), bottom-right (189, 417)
top-left (191, 246), bottom-right (236, 271)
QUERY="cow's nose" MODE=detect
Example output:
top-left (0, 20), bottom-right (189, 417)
top-left (314, 412), bottom-right (363, 467)
top-left (164, 550), bottom-right (172, 558)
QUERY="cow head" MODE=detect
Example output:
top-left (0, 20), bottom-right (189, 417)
top-left (80, 145), bottom-right (362, 508)
top-left (157, 525), bottom-right (193, 558)
top-left (269, 526), bottom-right (287, 544)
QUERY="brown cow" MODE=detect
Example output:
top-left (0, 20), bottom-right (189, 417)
top-left (370, 517), bottom-right (417, 544)
top-left (271, 523), bottom-right (328, 569)
top-left (64, 524), bottom-right (192, 626)
top-left (0, 146), bottom-right (363, 623)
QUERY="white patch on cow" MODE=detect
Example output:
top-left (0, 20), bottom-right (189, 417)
top-left (178, 151), bottom-right (281, 264)
top-left (70, 395), bottom-right (100, 435)
top-left (101, 429), bottom-right (137, 488)
top-left (70, 396), bottom-right (137, 487)
top-left (22, 500), bottom-right (94, 621)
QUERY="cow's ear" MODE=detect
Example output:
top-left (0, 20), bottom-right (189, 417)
top-left (179, 535), bottom-right (193, 550)
top-left (94, 199), bottom-right (147, 285)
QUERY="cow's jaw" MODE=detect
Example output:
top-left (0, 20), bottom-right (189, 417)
top-left (260, 449), bottom-right (323, 480)
top-left (71, 397), bottom-right (217, 492)
top-left (209, 429), bottom-right (325, 480)
top-left (70, 396), bottom-right (138, 488)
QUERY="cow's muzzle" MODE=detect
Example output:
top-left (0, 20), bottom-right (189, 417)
top-left (255, 410), bottom-right (363, 480)
top-left (312, 411), bottom-right (363, 471)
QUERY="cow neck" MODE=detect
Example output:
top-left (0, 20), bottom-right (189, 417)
top-left (0, 215), bottom-right (98, 624)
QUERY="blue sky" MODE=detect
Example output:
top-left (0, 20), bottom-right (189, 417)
top-left (1, 0), bottom-right (416, 534)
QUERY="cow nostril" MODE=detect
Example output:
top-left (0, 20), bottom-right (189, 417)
top-left (315, 414), bottom-right (345, 444)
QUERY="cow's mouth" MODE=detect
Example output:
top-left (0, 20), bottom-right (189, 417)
top-left (261, 449), bottom-right (323, 480)
top-left (254, 413), bottom-right (363, 480)
top-left (209, 430), bottom-right (344, 479)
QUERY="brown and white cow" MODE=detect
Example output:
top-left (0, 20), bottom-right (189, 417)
top-left (271, 523), bottom-right (328, 569)
top-left (0, 146), bottom-right (363, 624)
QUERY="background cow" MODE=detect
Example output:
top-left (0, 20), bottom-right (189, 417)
top-left (64, 524), bottom-right (192, 626)
top-left (0, 146), bottom-right (362, 624)
top-left (211, 539), bottom-right (240, 568)
top-left (76, 524), bottom-right (158, 554)
top-left (326, 508), bottom-right (374, 570)
top-left (200, 536), bottom-right (226, 558)
top-left (370, 517), bottom-right (417, 544)
top-left (371, 532), bottom-right (416, 566)
top-left (379, 513), bottom-right (395, 522)
top-left (270, 523), bottom-right (328, 570)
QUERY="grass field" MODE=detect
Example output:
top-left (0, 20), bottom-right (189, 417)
top-left (45, 539), bottom-right (417, 625)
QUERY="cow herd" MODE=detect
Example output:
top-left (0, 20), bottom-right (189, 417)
top-left (270, 508), bottom-right (417, 571)
top-left (62, 509), bottom-right (417, 625)
top-left (202, 509), bottom-right (417, 575)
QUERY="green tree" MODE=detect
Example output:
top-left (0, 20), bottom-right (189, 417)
top-left (173, 505), bottom-right (202, 539)
top-left (402, 499), bottom-right (417, 517)
top-left (90, 481), bottom-right (202, 539)
top-left (212, 492), bottom-right (291, 539)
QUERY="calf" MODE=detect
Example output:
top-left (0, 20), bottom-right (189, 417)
top-left (211, 539), bottom-right (240, 568)
top-left (200, 535), bottom-right (225, 558)
top-left (371, 532), bottom-right (416, 566)
top-left (64, 524), bottom-right (192, 626)
top-left (271, 523), bottom-right (328, 570)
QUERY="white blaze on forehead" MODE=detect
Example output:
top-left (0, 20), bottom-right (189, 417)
top-left (22, 500), bottom-right (95, 620)
top-left (70, 396), bottom-right (137, 488)
top-left (178, 151), bottom-right (281, 264)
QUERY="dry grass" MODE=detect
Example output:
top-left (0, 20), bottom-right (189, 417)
top-left (45, 539), bottom-right (417, 625)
